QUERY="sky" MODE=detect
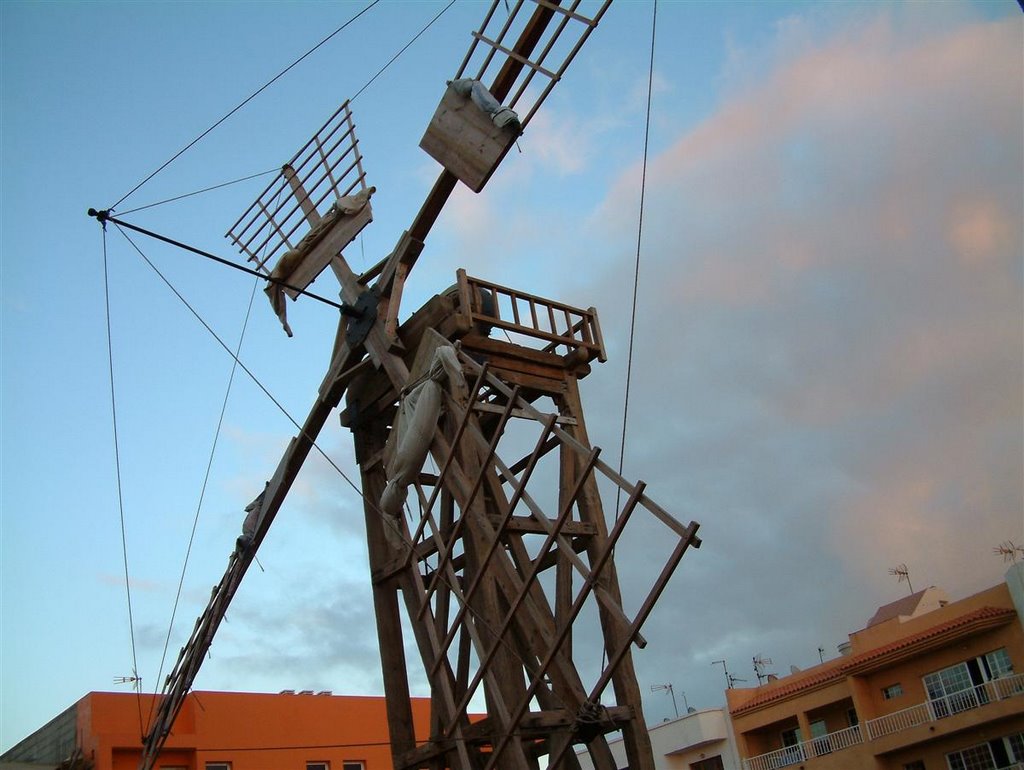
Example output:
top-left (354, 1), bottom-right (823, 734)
top-left (1, 0), bottom-right (1022, 754)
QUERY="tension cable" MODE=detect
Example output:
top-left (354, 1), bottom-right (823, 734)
top-left (104, 224), bottom-right (572, 724)
top-left (147, 273), bottom-right (260, 735)
top-left (101, 223), bottom-right (146, 742)
top-left (616, 0), bottom-right (658, 508)
top-left (109, 0), bottom-right (381, 212)
top-left (116, 167), bottom-right (278, 217)
top-left (350, 0), bottom-right (458, 103)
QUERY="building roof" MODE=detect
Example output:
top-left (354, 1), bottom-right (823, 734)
top-left (842, 605), bottom-right (1016, 673)
top-left (866, 586), bottom-right (949, 627)
top-left (729, 605), bottom-right (1016, 715)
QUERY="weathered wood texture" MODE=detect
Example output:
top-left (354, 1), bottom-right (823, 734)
top-left (345, 283), bottom-right (700, 770)
top-left (420, 84), bottom-right (520, 193)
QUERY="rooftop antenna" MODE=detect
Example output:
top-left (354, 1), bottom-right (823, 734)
top-left (650, 683), bottom-right (679, 719)
top-left (712, 660), bottom-right (729, 688)
top-left (713, 659), bottom-right (745, 689)
top-left (818, 646), bottom-right (825, 664)
top-left (994, 541), bottom-right (1024, 562)
top-left (752, 654), bottom-right (773, 685)
top-left (888, 563), bottom-right (914, 594)
top-left (113, 674), bottom-right (141, 691)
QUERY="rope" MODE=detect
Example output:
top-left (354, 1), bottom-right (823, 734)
top-left (112, 0), bottom-right (453, 218)
top-left (109, 0), bottom-right (381, 211)
top-left (113, 227), bottom-right (333, 462)
top-left (147, 273), bottom-right (260, 733)
top-left (615, 0), bottom-right (657, 510)
top-left (101, 225), bottom-right (145, 741)
top-left (350, 0), bottom-right (458, 103)
top-left (116, 168), bottom-right (278, 216)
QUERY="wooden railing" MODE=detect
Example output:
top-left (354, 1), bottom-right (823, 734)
top-left (455, 269), bottom-right (606, 363)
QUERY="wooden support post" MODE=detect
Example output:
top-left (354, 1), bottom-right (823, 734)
top-left (558, 374), bottom-right (656, 770)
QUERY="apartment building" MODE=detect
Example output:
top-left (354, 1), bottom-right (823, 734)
top-left (726, 564), bottom-right (1024, 770)
top-left (574, 707), bottom-right (741, 770)
top-left (1, 690), bottom-right (433, 770)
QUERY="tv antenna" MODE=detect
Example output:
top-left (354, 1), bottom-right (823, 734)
top-left (713, 659), bottom-right (746, 689)
top-left (888, 563), bottom-right (914, 594)
top-left (752, 654), bottom-right (773, 685)
top-left (113, 674), bottom-right (141, 691)
top-left (650, 683), bottom-right (679, 719)
top-left (994, 541), bottom-right (1024, 562)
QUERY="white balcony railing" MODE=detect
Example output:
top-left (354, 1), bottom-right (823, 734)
top-left (863, 673), bottom-right (1024, 739)
top-left (744, 742), bottom-right (807, 770)
top-left (810, 723), bottom-right (863, 754)
top-left (742, 673), bottom-right (1024, 770)
top-left (741, 727), bottom-right (867, 770)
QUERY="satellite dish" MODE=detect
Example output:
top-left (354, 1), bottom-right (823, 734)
top-left (790, 665), bottom-right (802, 674)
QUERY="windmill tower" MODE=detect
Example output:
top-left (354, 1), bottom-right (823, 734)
top-left (128, 3), bottom-right (701, 769)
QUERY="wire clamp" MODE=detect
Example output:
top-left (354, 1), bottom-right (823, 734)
top-left (88, 207), bottom-right (111, 229)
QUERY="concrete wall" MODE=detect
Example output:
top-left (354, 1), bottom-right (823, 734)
top-left (0, 703), bottom-right (76, 766)
top-left (7, 691), bottom-right (437, 770)
top-left (1006, 562), bottom-right (1024, 630)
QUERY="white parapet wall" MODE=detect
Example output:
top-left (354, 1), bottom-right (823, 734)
top-left (575, 707), bottom-right (740, 770)
top-left (1006, 561), bottom-right (1024, 630)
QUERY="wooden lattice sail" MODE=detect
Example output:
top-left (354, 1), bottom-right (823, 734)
top-left (226, 100), bottom-right (373, 335)
top-left (422, 0), bottom-right (611, 192)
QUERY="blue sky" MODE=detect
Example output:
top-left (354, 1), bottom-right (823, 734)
top-left (2, 0), bottom-right (1021, 753)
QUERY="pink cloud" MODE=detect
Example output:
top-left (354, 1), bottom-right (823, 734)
top-left (582, 10), bottom-right (1022, 623)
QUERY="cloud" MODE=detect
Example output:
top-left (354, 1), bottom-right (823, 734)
top-left (567, 11), bottom-right (1022, 712)
top-left (203, 569), bottom-right (385, 695)
top-left (109, 7), bottom-right (1021, 726)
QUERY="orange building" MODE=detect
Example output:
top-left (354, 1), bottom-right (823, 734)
top-left (727, 564), bottom-right (1024, 770)
top-left (1, 690), bottom-right (434, 770)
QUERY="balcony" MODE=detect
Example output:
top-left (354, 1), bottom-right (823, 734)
top-left (742, 673), bottom-right (1024, 770)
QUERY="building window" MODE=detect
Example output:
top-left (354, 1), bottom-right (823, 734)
top-left (945, 733), bottom-right (1024, 770)
top-left (1010, 734), bottom-right (1024, 760)
top-left (925, 648), bottom-right (1014, 718)
top-left (808, 719), bottom-right (832, 754)
top-left (847, 707), bottom-right (859, 727)
top-left (306, 764), bottom-right (329, 770)
top-left (205, 764), bottom-right (231, 770)
top-left (946, 743), bottom-right (996, 770)
top-left (903, 762), bottom-right (925, 770)
top-left (690, 757), bottom-right (725, 770)
top-left (882, 683), bottom-right (904, 699)
top-left (778, 727), bottom-right (805, 764)
top-left (984, 648), bottom-right (1014, 679)
top-left (343, 764), bottom-right (365, 770)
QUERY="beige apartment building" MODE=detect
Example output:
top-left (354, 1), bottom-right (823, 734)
top-left (727, 564), bottom-right (1024, 770)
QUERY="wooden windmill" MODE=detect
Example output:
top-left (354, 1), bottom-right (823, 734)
top-left (138, 3), bottom-right (701, 769)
